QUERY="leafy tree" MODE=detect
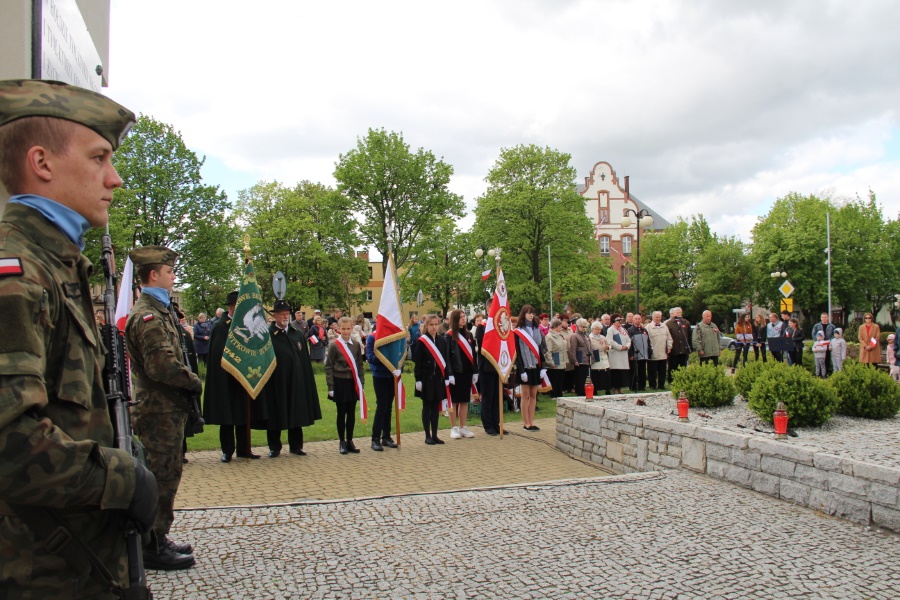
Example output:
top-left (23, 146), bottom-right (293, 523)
top-left (87, 114), bottom-right (239, 315)
top-left (401, 220), bottom-right (477, 317)
top-left (472, 144), bottom-right (615, 313)
top-left (234, 181), bottom-right (369, 313)
top-left (694, 235), bottom-right (751, 327)
top-left (334, 128), bottom-right (464, 280)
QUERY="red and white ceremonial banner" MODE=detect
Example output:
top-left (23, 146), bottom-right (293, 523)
top-left (480, 267), bottom-right (516, 382)
top-left (115, 256), bottom-right (134, 332)
top-left (336, 338), bottom-right (368, 420)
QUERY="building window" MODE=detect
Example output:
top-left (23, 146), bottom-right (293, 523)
top-left (599, 236), bottom-right (610, 256)
top-left (365, 291), bottom-right (373, 301)
top-left (622, 235), bottom-right (633, 256)
top-left (599, 208), bottom-right (609, 225)
top-left (368, 266), bottom-right (373, 278)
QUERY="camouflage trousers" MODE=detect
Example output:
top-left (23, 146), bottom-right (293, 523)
top-left (132, 410), bottom-right (187, 536)
top-left (0, 510), bottom-right (128, 599)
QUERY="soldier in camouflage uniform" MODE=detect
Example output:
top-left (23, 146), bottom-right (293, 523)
top-left (125, 246), bottom-right (201, 571)
top-left (0, 80), bottom-right (159, 598)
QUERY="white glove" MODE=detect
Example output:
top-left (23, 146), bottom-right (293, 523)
top-left (540, 369), bottom-right (547, 380)
top-left (328, 390), bottom-right (334, 398)
top-left (472, 374), bottom-right (479, 385)
top-left (444, 380), bottom-right (450, 387)
top-left (392, 369), bottom-right (401, 378)
top-left (521, 372), bottom-right (528, 383)
top-left (448, 376), bottom-right (456, 385)
top-left (415, 381), bottom-right (422, 392)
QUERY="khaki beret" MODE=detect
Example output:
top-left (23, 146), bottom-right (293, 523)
top-left (129, 245), bottom-right (178, 269)
top-left (0, 79), bottom-right (135, 150)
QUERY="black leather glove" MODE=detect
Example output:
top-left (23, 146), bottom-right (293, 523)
top-left (126, 458), bottom-right (159, 533)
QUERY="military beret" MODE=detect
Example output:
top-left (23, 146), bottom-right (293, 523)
top-left (273, 299), bottom-right (292, 313)
top-left (128, 245), bottom-right (178, 269)
top-left (226, 290), bottom-right (239, 305)
top-left (0, 79), bottom-right (135, 150)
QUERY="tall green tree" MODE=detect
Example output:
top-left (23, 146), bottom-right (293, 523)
top-left (334, 128), bottom-right (465, 280)
top-left (86, 114), bottom-right (239, 315)
top-left (234, 180), bottom-right (369, 312)
top-left (401, 220), bottom-right (476, 317)
top-left (472, 144), bottom-right (615, 313)
top-left (694, 235), bottom-right (751, 326)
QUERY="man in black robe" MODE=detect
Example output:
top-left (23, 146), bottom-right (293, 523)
top-left (263, 300), bottom-right (322, 457)
top-left (202, 290), bottom-right (268, 462)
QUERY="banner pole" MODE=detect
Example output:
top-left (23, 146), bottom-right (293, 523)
top-left (498, 374), bottom-right (504, 439)
top-left (394, 376), bottom-right (401, 448)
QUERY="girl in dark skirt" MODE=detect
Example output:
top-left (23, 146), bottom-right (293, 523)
top-left (325, 317), bottom-right (365, 454)
top-left (514, 304), bottom-right (547, 432)
top-left (446, 309), bottom-right (477, 439)
top-left (414, 314), bottom-right (449, 444)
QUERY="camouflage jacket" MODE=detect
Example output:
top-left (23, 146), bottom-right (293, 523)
top-left (125, 293), bottom-right (200, 414)
top-left (0, 203), bottom-right (135, 511)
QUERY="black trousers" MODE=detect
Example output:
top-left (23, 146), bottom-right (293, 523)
top-left (753, 344), bottom-right (767, 363)
top-left (590, 368), bottom-right (611, 395)
top-left (648, 360), bottom-right (667, 389)
top-left (267, 427), bottom-right (303, 453)
top-left (699, 356), bottom-right (719, 367)
top-left (220, 424), bottom-right (251, 457)
top-left (667, 354), bottom-right (689, 382)
top-left (547, 369), bottom-right (565, 398)
top-left (630, 360), bottom-right (648, 391)
top-left (479, 369), bottom-right (500, 433)
top-left (732, 345), bottom-right (750, 369)
top-left (371, 376), bottom-right (394, 440)
top-left (572, 365), bottom-right (589, 396)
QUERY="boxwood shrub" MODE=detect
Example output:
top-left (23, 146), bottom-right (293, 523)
top-left (733, 360), bottom-right (771, 398)
top-left (829, 361), bottom-right (900, 419)
top-left (748, 363), bottom-right (838, 427)
top-left (670, 362), bottom-right (735, 408)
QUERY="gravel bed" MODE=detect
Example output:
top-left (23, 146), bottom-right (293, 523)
top-left (576, 391), bottom-right (900, 469)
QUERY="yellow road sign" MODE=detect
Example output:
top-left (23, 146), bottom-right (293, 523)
top-left (779, 280), bottom-right (795, 298)
top-left (780, 298), bottom-right (793, 312)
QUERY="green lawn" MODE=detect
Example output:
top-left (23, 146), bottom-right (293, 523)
top-left (187, 362), bottom-right (535, 451)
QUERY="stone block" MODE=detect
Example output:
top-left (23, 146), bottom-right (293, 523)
top-left (808, 489), bottom-right (870, 525)
top-left (636, 438), bottom-right (648, 471)
top-left (658, 443), bottom-right (668, 455)
top-left (697, 427), bottom-right (749, 449)
top-left (681, 437), bottom-right (706, 473)
top-left (723, 464), bottom-right (752, 487)
top-left (780, 480), bottom-right (812, 505)
top-left (659, 455), bottom-right (681, 469)
top-left (731, 449), bottom-right (761, 471)
top-left (642, 416), bottom-right (672, 432)
top-left (872, 505), bottom-right (900, 532)
top-left (794, 464), bottom-right (828, 489)
top-left (654, 419), bottom-right (698, 437)
top-left (626, 413), bottom-right (644, 426)
top-left (706, 443), bottom-right (731, 463)
top-left (866, 482), bottom-right (899, 508)
top-left (813, 453), bottom-right (844, 473)
top-left (573, 412), bottom-right (600, 434)
top-left (648, 440), bottom-right (658, 453)
top-left (669, 434), bottom-right (682, 445)
top-left (747, 438), bottom-right (815, 465)
top-left (607, 441), bottom-right (624, 463)
top-left (658, 433), bottom-right (672, 444)
top-left (852, 462), bottom-right (900, 486)
top-left (667, 446), bottom-right (682, 459)
top-left (749, 471), bottom-right (780, 496)
top-left (647, 452), bottom-right (661, 465)
top-left (600, 427), bottom-right (618, 441)
top-left (604, 410), bottom-right (629, 423)
top-left (826, 472), bottom-right (867, 498)
top-left (707, 459), bottom-right (728, 481)
top-left (761, 456), bottom-right (795, 478)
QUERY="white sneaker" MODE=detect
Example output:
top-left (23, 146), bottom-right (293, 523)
top-left (460, 426), bottom-right (475, 438)
top-left (450, 426), bottom-right (461, 439)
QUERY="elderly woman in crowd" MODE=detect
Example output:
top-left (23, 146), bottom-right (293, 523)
top-left (307, 315), bottom-right (328, 362)
top-left (544, 318), bottom-right (568, 399)
top-left (606, 314), bottom-right (632, 394)
top-left (588, 321), bottom-right (611, 395)
top-left (858, 313), bottom-right (882, 366)
top-left (567, 318), bottom-right (592, 396)
top-left (646, 310), bottom-right (672, 390)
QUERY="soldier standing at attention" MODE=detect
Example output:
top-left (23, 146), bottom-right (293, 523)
top-left (0, 80), bottom-right (158, 598)
top-left (125, 246), bottom-right (200, 570)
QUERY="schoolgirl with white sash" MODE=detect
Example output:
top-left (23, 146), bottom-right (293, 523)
top-left (325, 316), bottom-right (366, 454)
top-left (445, 309), bottom-right (478, 439)
top-left (414, 314), bottom-right (449, 445)
top-left (513, 305), bottom-right (548, 432)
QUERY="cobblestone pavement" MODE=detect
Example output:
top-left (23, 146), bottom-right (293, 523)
top-left (152, 470), bottom-right (900, 599)
top-left (586, 393), bottom-right (900, 469)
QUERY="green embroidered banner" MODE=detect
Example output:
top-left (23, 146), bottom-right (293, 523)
top-left (222, 261), bottom-right (276, 399)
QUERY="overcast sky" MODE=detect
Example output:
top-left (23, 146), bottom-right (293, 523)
top-left (105, 0), bottom-right (900, 241)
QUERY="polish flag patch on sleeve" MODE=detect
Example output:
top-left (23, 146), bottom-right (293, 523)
top-left (0, 257), bottom-right (24, 277)
top-left (142, 313), bottom-right (155, 322)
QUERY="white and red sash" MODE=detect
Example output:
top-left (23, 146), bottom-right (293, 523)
top-left (336, 338), bottom-right (367, 419)
top-left (420, 334), bottom-right (452, 409)
top-left (514, 329), bottom-right (542, 366)
top-left (455, 336), bottom-right (479, 397)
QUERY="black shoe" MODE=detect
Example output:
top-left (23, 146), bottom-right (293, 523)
top-left (236, 452), bottom-right (261, 460)
top-left (527, 425), bottom-right (541, 432)
top-left (166, 538), bottom-right (193, 555)
top-left (424, 437), bottom-right (436, 445)
top-left (289, 449), bottom-right (307, 456)
top-left (144, 535), bottom-right (196, 571)
top-left (371, 440), bottom-right (383, 451)
top-left (339, 441), bottom-right (348, 455)
top-left (381, 437), bottom-right (398, 448)
top-left (433, 437), bottom-right (445, 444)
top-left (347, 440), bottom-right (360, 453)
top-left (220, 454), bottom-right (232, 463)
top-left (268, 449), bottom-right (280, 458)
top-left (182, 456), bottom-right (189, 464)
top-left (485, 429), bottom-right (499, 436)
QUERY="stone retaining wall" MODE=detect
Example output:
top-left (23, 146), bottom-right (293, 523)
top-left (557, 397), bottom-right (900, 532)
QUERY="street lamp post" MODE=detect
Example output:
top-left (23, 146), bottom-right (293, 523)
top-left (475, 246), bottom-right (489, 315)
top-left (621, 209), bottom-right (654, 314)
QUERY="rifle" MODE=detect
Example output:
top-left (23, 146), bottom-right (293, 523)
top-left (100, 233), bottom-right (152, 599)
top-left (170, 305), bottom-right (205, 433)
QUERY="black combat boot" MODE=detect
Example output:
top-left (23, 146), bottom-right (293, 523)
top-left (144, 532), bottom-right (196, 571)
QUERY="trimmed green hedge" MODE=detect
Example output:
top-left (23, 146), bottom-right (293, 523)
top-left (829, 361), bottom-right (900, 419)
top-left (747, 362), bottom-right (838, 427)
top-left (670, 362), bottom-right (735, 408)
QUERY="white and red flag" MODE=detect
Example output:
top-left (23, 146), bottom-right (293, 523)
top-left (480, 267), bottom-right (516, 382)
top-left (481, 269), bottom-right (491, 281)
top-left (115, 256), bottom-right (134, 332)
top-left (374, 252), bottom-right (408, 410)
